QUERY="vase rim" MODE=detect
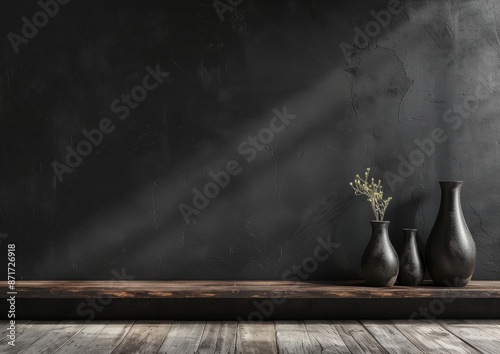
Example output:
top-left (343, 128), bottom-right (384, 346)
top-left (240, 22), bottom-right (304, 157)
top-left (402, 228), bottom-right (417, 231)
top-left (370, 220), bottom-right (390, 224)
top-left (439, 180), bottom-right (463, 184)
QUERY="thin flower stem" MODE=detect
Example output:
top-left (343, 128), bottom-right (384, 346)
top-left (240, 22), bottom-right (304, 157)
top-left (349, 168), bottom-right (392, 221)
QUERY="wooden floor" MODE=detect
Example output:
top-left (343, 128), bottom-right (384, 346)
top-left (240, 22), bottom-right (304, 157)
top-left (2, 320), bottom-right (500, 353)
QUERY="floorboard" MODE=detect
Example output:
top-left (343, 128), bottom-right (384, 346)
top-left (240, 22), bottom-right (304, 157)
top-left (53, 321), bottom-right (108, 353)
top-left (197, 321), bottom-right (238, 354)
top-left (1, 320), bottom-right (499, 354)
top-left (0, 320), bottom-right (30, 344)
top-left (275, 321), bottom-right (314, 353)
top-left (4, 321), bottom-right (59, 354)
top-left (21, 322), bottom-right (87, 354)
top-left (79, 320), bottom-right (134, 353)
top-left (392, 320), bottom-right (480, 354)
top-left (332, 320), bottom-right (388, 353)
top-left (157, 321), bottom-right (205, 353)
top-left (111, 320), bottom-right (172, 354)
top-left (236, 322), bottom-right (277, 354)
top-left (439, 320), bottom-right (500, 354)
top-left (303, 320), bottom-right (351, 353)
top-left (361, 320), bottom-right (422, 354)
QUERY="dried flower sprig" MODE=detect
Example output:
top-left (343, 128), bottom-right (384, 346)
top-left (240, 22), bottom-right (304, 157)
top-left (349, 168), bottom-right (392, 221)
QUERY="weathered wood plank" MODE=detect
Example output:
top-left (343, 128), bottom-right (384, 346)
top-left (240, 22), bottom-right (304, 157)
top-left (111, 320), bottom-right (172, 354)
top-left (4, 281), bottom-right (499, 320)
top-left (3, 280), bottom-right (500, 299)
top-left (303, 320), bottom-right (350, 353)
top-left (275, 321), bottom-right (314, 354)
top-left (80, 320), bottom-right (134, 353)
top-left (53, 321), bottom-right (108, 353)
top-left (361, 320), bottom-right (422, 354)
top-left (333, 320), bottom-right (388, 353)
top-left (21, 321), bottom-right (87, 354)
top-left (3, 321), bottom-right (59, 354)
top-left (0, 321), bottom-right (36, 346)
top-left (439, 320), bottom-right (500, 354)
top-left (158, 321), bottom-right (205, 354)
top-left (463, 319), bottom-right (500, 339)
top-left (197, 321), bottom-right (222, 353)
top-left (392, 320), bottom-right (480, 354)
top-left (196, 321), bottom-right (237, 353)
top-left (0, 320), bottom-right (31, 344)
top-left (236, 322), bottom-right (277, 354)
top-left (215, 322), bottom-right (238, 354)
top-left (2, 319), bottom-right (499, 353)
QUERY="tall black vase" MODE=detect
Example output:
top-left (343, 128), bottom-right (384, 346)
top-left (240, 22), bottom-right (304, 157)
top-left (398, 229), bottom-right (425, 286)
top-left (361, 221), bottom-right (399, 287)
top-left (425, 181), bottom-right (476, 287)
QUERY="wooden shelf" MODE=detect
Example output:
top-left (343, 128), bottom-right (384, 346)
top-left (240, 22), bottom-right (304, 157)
top-left (2, 280), bottom-right (499, 320)
top-left (5, 280), bottom-right (500, 298)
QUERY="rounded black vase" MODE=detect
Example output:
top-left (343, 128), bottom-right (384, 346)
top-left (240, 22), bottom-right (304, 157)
top-left (398, 229), bottom-right (425, 286)
top-left (361, 221), bottom-right (399, 287)
top-left (425, 181), bottom-right (476, 287)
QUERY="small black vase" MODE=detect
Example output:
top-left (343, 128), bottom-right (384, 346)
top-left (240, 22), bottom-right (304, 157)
top-left (398, 229), bottom-right (425, 286)
top-left (425, 181), bottom-right (476, 287)
top-left (361, 221), bottom-right (399, 287)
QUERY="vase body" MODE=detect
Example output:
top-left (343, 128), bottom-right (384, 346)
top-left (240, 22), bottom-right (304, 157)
top-left (361, 221), bottom-right (399, 287)
top-left (425, 181), bottom-right (476, 287)
top-left (398, 229), bottom-right (425, 286)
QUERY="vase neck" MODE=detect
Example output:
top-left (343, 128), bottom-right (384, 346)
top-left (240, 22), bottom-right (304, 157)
top-left (402, 229), bottom-right (417, 243)
top-left (439, 181), bottom-right (463, 213)
top-left (370, 221), bottom-right (390, 240)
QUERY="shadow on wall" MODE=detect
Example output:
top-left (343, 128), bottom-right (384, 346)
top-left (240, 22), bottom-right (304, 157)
top-left (1, 0), bottom-right (498, 280)
top-left (36, 0), bottom-right (438, 280)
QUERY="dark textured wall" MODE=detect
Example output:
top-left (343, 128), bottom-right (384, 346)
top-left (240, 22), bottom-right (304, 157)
top-left (1, 0), bottom-right (499, 280)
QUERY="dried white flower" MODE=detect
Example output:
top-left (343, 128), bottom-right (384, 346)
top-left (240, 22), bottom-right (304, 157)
top-left (349, 168), bottom-right (392, 221)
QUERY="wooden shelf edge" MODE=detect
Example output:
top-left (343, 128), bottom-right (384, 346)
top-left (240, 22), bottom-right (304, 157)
top-left (1, 280), bottom-right (500, 299)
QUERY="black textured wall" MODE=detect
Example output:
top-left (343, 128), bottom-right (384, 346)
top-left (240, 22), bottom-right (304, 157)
top-left (1, 0), bottom-right (499, 280)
